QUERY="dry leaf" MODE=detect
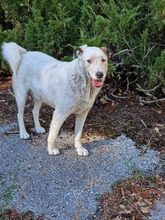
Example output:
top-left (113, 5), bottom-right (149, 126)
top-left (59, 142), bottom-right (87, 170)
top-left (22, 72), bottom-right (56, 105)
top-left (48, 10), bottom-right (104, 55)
top-left (141, 207), bottom-right (149, 214)
top-left (120, 187), bottom-right (125, 197)
top-left (151, 108), bottom-right (162, 114)
top-left (100, 97), bottom-right (108, 104)
top-left (131, 185), bottom-right (141, 194)
top-left (154, 127), bottom-right (159, 133)
top-left (142, 190), bottom-right (149, 199)
top-left (119, 204), bottom-right (125, 209)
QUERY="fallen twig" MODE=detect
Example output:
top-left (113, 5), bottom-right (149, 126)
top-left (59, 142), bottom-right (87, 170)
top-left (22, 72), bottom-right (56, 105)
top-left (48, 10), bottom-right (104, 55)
top-left (84, 133), bottom-right (93, 141)
top-left (140, 97), bottom-right (165, 104)
top-left (146, 131), bottom-right (157, 146)
top-left (8, 89), bottom-right (15, 97)
top-left (111, 89), bottom-right (127, 99)
top-left (104, 94), bottom-right (114, 102)
top-left (137, 83), bottom-right (165, 104)
top-left (123, 76), bottom-right (130, 95)
top-left (140, 119), bottom-right (147, 128)
top-left (127, 199), bottom-right (149, 220)
top-left (5, 130), bottom-right (19, 135)
top-left (137, 85), bottom-right (157, 100)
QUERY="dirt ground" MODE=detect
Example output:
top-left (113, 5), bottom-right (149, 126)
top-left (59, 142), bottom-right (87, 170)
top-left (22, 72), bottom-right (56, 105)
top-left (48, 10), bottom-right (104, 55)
top-left (0, 76), bottom-right (165, 153)
top-left (0, 75), bottom-right (165, 220)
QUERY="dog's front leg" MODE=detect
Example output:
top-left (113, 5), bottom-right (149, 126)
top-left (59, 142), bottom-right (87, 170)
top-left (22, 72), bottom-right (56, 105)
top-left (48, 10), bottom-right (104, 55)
top-left (75, 109), bottom-right (90, 156)
top-left (47, 110), bottom-right (66, 155)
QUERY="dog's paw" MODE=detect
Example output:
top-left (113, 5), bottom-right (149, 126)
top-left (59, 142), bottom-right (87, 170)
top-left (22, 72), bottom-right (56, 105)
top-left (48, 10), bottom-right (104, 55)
top-left (20, 131), bottom-right (30, 139)
top-left (48, 148), bottom-right (60, 155)
top-left (77, 147), bottom-right (89, 156)
top-left (35, 126), bottom-right (46, 134)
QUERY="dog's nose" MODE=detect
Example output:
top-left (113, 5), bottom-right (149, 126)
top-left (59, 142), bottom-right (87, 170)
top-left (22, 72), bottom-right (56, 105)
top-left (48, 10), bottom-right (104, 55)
top-left (96, 71), bottom-right (103, 79)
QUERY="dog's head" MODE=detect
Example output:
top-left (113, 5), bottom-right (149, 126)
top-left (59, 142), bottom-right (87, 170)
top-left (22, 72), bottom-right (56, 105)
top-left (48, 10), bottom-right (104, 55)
top-left (75, 45), bottom-right (111, 88)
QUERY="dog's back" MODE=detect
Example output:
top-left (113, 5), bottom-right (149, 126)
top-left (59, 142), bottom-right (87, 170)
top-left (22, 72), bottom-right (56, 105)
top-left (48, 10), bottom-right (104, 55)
top-left (2, 42), bottom-right (58, 76)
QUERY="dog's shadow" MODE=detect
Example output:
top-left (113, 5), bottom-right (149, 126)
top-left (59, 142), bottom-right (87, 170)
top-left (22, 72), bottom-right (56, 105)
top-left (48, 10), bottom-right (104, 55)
top-left (60, 138), bottom-right (113, 156)
top-left (30, 130), bottom-right (113, 156)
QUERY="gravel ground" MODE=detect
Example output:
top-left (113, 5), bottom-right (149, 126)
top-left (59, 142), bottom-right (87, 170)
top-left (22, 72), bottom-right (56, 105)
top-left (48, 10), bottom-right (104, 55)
top-left (0, 123), bottom-right (164, 220)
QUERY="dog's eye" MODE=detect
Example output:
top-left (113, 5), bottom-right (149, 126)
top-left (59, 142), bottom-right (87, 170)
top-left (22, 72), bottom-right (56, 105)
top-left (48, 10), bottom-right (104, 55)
top-left (102, 59), bottom-right (106, 62)
top-left (87, 59), bottom-right (92, 64)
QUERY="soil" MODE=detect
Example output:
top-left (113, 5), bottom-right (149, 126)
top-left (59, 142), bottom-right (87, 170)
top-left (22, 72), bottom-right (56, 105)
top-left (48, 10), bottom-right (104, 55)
top-left (0, 76), bottom-right (165, 153)
top-left (0, 75), bottom-right (165, 220)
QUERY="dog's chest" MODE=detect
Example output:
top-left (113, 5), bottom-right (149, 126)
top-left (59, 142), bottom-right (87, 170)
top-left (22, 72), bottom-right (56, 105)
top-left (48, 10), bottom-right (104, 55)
top-left (73, 87), bottom-right (98, 114)
top-left (69, 74), bottom-right (100, 114)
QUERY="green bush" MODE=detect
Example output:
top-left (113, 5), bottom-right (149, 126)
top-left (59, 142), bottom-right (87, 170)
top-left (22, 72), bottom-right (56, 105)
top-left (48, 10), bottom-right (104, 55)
top-left (0, 0), bottom-right (165, 87)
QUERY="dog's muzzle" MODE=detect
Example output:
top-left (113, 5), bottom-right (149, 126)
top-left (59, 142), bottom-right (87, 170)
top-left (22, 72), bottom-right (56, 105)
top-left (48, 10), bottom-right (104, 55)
top-left (88, 72), bottom-right (104, 88)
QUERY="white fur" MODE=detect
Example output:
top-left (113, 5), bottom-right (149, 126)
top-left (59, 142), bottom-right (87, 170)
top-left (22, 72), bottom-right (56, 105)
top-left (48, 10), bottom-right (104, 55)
top-left (2, 42), bottom-right (109, 156)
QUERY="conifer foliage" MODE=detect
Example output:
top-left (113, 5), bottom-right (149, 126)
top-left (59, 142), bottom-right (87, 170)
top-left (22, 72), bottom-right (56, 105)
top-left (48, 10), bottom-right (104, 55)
top-left (1, 0), bottom-right (165, 87)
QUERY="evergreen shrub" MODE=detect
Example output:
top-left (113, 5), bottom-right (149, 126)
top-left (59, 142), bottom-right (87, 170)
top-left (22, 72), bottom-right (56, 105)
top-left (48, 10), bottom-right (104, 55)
top-left (0, 0), bottom-right (165, 87)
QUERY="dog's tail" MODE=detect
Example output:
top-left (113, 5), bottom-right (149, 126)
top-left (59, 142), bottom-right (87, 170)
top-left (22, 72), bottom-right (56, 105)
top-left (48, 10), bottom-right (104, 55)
top-left (2, 42), bottom-right (27, 75)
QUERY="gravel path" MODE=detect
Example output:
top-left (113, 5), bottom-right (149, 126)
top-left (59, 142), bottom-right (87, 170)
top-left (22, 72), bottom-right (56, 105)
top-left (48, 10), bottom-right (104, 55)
top-left (0, 123), bottom-right (164, 220)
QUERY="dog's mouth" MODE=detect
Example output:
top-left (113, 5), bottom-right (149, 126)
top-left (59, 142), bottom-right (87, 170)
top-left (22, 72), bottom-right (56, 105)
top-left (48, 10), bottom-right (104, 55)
top-left (91, 79), bottom-right (103, 88)
top-left (87, 73), bottom-right (103, 88)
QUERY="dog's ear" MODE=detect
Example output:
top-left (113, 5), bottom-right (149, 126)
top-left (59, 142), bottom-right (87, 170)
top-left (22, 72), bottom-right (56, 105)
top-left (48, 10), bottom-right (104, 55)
top-left (100, 47), bottom-right (112, 59)
top-left (75, 45), bottom-right (88, 57)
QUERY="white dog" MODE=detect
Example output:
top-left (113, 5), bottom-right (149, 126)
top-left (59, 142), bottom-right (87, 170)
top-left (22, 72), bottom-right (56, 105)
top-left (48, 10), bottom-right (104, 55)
top-left (2, 42), bottom-right (111, 156)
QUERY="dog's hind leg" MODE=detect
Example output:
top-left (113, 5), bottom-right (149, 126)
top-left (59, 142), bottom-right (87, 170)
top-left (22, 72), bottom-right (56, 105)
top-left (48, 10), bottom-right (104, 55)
top-left (47, 110), bottom-right (67, 155)
top-left (14, 88), bottom-right (30, 139)
top-left (32, 99), bottom-right (45, 134)
top-left (75, 109), bottom-right (90, 156)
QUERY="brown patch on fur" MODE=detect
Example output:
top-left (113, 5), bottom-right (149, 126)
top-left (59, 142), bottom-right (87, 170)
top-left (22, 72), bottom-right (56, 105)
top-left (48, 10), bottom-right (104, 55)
top-left (100, 46), bottom-right (112, 59)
